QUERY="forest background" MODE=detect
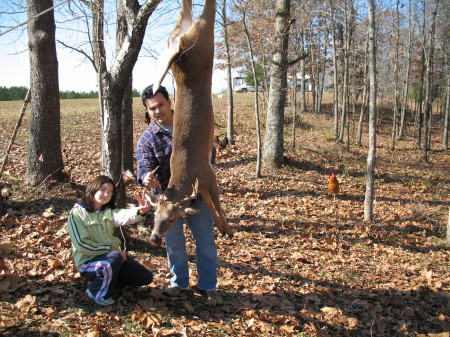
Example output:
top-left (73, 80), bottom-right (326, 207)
top-left (0, 0), bottom-right (449, 336)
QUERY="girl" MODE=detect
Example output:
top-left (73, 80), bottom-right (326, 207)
top-left (68, 175), bottom-right (153, 305)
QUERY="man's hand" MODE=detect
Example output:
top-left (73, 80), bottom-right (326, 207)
top-left (143, 171), bottom-right (160, 189)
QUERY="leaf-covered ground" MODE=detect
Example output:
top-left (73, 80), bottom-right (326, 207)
top-left (0, 94), bottom-right (449, 337)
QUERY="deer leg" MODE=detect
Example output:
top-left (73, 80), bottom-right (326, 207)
top-left (152, 0), bottom-right (194, 91)
top-left (202, 184), bottom-right (233, 238)
top-left (199, 189), bottom-right (226, 235)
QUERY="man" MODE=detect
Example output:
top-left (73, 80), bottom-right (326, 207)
top-left (136, 85), bottom-right (222, 306)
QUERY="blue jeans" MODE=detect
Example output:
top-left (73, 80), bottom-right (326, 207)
top-left (164, 200), bottom-right (217, 291)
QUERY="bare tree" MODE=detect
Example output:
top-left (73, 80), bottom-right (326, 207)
top-left (238, 1), bottom-right (263, 177)
top-left (390, 0), bottom-right (401, 150)
top-left (398, 0), bottom-right (416, 140)
top-left (262, 0), bottom-right (292, 170)
top-left (26, 0), bottom-right (64, 186)
top-left (422, 0), bottom-right (438, 162)
top-left (328, 0), bottom-right (340, 140)
top-left (444, 74), bottom-right (449, 150)
top-left (78, 0), bottom-right (161, 205)
top-left (364, 0), bottom-right (377, 222)
top-left (218, 0), bottom-right (235, 144)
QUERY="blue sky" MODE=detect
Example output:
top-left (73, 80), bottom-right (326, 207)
top-left (0, 1), bottom-right (228, 94)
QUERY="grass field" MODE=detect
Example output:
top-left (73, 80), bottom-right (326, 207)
top-left (0, 93), bottom-right (449, 336)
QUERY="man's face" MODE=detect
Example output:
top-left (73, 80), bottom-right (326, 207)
top-left (145, 93), bottom-right (173, 126)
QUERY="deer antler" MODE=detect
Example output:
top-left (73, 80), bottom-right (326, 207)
top-left (176, 179), bottom-right (199, 205)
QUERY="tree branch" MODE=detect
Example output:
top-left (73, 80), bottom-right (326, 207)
top-left (288, 52), bottom-right (309, 67)
top-left (57, 39), bottom-right (96, 71)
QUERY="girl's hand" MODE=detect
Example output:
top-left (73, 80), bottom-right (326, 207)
top-left (135, 190), bottom-right (151, 215)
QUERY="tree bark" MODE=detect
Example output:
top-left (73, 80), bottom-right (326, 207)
top-left (221, 0), bottom-right (235, 144)
top-left (329, 0), bottom-right (339, 140)
top-left (357, 35), bottom-right (369, 147)
top-left (398, 0), bottom-right (415, 140)
top-left (364, 0), bottom-right (377, 222)
top-left (446, 207), bottom-right (450, 243)
top-left (26, 0), bottom-right (64, 186)
top-left (117, 0), bottom-right (134, 174)
top-left (443, 75), bottom-right (449, 150)
top-left (241, 8), bottom-right (262, 177)
top-left (390, 0), bottom-right (400, 150)
top-left (263, 0), bottom-right (291, 170)
top-left (422, 0), bottom-right (438, 162)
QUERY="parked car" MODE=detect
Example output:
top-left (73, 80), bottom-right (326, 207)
top-left (233, 84), bottom-right (263, 93)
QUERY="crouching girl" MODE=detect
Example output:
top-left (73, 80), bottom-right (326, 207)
top-left (68, 175), bottom-right (153, 305)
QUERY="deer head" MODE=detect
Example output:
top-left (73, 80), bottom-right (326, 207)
top-left (145, 181), bottom-right (200, 245)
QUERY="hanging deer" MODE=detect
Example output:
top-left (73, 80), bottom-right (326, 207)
top-left (145, 0), bottom-right (233, 245)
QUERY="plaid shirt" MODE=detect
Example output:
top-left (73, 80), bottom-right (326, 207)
top-left (136, 120), bottom-right (216, 196)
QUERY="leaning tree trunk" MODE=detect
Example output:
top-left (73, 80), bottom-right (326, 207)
top-left (364, 0), bottom-right (377, 222)
top-left (26, 0), bottom-right (64, 186)
top-left (263, 0), bottom-right (291, 170)
top-left (357, 35), bottom-right (369, 147)
top-left (329, 0), bottom-right (340, 139)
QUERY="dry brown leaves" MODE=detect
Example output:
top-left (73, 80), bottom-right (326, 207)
top-left (0, 95), bottom-right (449, 336)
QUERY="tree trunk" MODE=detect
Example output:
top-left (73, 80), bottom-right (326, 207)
top-left (446, 207), bottom-right (450, 243)
top-left (242, 9), bottom-right (262, 177)
top-left (357, 35), bottom-right (369, 147)
top-left (329, 0), bottom-right (339, 140)
top-left (422, 0), bottom-right (438, 162)
top-left (117, 0), bottom-right (134, 173)
top-left (443, 75), bottom-right (449, 150)
top-left (26, 0), bottom-right (64, 186)
top-left (417, 2), bottom-right (427, 149)
top-left (390, 0), bottom-right (400, 150)
top-left (292, 70), bottom-right (298, 149)
top-left (299, 30), bottom-right (306, 112)
top-left (364, 0), bottom-right (377, 222)
top-left (221, 0), bottom-right (235, 144)
top-left (263, 0), bottom-right (291, 170)
top-left (398, 1), bottom-right (415, 140)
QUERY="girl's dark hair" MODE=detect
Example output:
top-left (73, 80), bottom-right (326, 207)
top-left (82, 175), bottom-right (117, 210)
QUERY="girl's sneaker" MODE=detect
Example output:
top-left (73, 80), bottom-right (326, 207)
top-left (86, 289), bottom-right (115, 306)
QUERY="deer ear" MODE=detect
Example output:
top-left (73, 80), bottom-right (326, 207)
top-left (180, 207), bottom-right (201, 218)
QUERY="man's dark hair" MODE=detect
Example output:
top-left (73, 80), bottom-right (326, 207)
top-left (141, 85), bottom-right (169, 108)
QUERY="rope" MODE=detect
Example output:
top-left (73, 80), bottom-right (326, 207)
top-left (0, 0), bottom-right (72, 37)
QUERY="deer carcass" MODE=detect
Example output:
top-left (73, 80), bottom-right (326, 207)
top-left (145, 0), bottom-right (233, 245)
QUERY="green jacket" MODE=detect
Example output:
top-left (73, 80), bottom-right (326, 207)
top-left (67, 201), bottom-right (145, 270)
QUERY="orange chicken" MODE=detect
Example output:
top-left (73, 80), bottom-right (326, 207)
top-left (328, 172), bottom-right (340, 199)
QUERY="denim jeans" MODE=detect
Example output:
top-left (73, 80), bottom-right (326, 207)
top-left (164, 200), bottom-right (217, 291)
